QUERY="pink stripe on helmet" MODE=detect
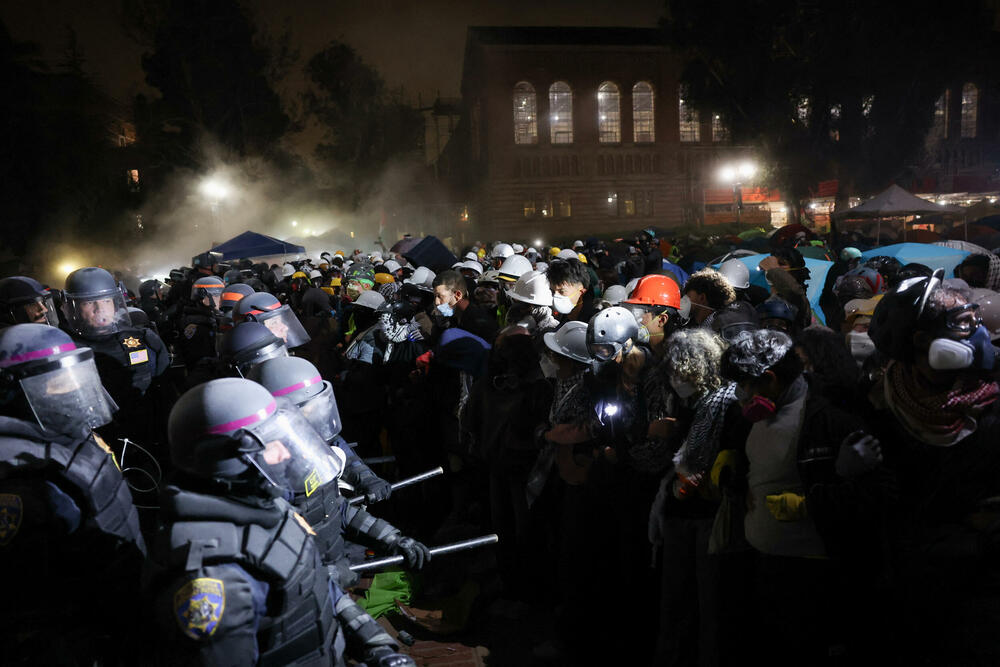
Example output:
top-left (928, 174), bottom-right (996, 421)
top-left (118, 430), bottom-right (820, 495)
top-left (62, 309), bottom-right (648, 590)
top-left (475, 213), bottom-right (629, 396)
top-left (206, 400), bottom-right (276, 434)
top-left (272, 374), bottom-right (322, 397)
top-left (0, 342), bottom-right (77, 368)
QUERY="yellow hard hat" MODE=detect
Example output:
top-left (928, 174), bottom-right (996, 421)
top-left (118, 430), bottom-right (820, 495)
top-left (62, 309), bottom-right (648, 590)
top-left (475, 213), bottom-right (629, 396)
top-left (291, 271), bottom-right (308, 280)
top-left (477, 248), bottom-right (486, 258)
top-left (577, 253), bottom-right (588, 264)
top-left (330, 277), bottom-right (342, 286)
top-left (335, 250), bottom-right (345, 257)
top-left (549, 247), bottom-right (561, 257)
top-left (374, 273), bottom-right (395, 284)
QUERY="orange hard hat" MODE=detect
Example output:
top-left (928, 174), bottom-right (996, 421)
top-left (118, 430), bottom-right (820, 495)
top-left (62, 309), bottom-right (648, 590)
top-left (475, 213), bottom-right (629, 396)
top-left (622, 274), bottom-right (681, 309)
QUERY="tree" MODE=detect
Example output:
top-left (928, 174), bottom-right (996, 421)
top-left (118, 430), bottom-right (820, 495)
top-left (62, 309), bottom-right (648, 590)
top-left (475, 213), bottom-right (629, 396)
top-left (303, 40), bottom-right (423, 206)
top-left (662, 0), bottom-right (1000, 219)
top-left (129, 0), bottom-right (290, 167)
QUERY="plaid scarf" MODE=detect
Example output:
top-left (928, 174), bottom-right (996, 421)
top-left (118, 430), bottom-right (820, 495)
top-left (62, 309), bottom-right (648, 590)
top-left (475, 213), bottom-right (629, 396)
top-left (673, 382), bottom-right (738, 478)
top-left (884, 361), bottom-right (1000, 447)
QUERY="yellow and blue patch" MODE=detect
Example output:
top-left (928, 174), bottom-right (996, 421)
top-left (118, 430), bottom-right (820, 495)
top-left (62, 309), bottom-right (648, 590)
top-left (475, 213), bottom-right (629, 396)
top-left (0, 493), bottom-right (21, 546)
top-left (174, 577), bottom-right (225, 640)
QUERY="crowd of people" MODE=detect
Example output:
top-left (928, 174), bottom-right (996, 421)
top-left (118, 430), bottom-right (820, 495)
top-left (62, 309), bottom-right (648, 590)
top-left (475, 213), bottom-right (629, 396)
top-left (2, 226), bottom-right (1000, 665)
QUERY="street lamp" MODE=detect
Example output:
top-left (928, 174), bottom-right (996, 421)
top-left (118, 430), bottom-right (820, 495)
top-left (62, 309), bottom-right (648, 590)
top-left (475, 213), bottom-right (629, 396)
top-left (718, 161), bottom-right (757, 226)
top-left (200, 177), bottom-right (231, 227)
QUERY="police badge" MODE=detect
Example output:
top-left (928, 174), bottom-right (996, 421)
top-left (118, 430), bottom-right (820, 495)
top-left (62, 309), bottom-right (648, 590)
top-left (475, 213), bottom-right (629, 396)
top-left (174, 577), bottom-right (225, 640)
top-left (0, 493), bottom-right (22, 546)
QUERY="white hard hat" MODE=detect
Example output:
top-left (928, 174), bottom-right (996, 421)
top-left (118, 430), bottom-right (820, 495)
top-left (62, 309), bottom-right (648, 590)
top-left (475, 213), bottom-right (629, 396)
top-left (309, 269), bottom-right (322, 280)
top-left (460, 260), bottom-right (484, 276)
top-left (282, 263), bottom-right (295, 277)
top-left (543, 320), bottom-right (591, 364)
top-left (509, 270), bottom-right (553, 307)
top-left (511, 243), bottom-right (524, 254)
top-left (534, 261), bottom-right (548, 273)
top-left (498, 254), bottom-right (532, 282)
top-left (572, 240), bottom-right (584, 249)
top-left (355, 290), bottom-right (385, 309)
top-left (464, 251), bottom-right (479, 261)
top-left (383, 259), bottom-right (401, 273)
top-left (479, 269), bottom-right (501, 284)
top-left (491, 243), bottom-right (514, 259)
top-left (556, 248), bottom-right (578, 261)
top-left (624, 277), bottom-right (639, 295)
top-left (602, 284), bottom-right (629, 305)
top-left (718, 259), bottom-right (751, 290)
top-left (404, 266), bottom-right (436, 288)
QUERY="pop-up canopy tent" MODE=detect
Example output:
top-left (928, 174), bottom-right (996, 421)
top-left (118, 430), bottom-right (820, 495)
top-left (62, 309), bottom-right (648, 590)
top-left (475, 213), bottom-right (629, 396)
top-left (834, 184), bottom-right (963, 243)
top-left (209, 231), bottom-right (305, 261)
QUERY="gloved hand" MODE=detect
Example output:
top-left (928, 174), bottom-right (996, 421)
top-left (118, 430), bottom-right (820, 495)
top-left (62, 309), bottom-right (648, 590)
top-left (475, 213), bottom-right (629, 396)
top-left (358, 473), bottom-right (393, 503)
top-left (711, 449), bottom-right (738, 488)
top-left (390, 536), bottom-right (432, 569)
top-left (766, 492), bottom-right (808, 521)
top-left (835, 431), bottom-right (883, 478)
top-left (365, 646), bottom-right (416, 667)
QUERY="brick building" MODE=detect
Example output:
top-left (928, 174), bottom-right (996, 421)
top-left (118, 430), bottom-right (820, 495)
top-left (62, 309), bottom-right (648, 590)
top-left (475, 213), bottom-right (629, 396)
top-left (452, 26), bottom-right (750, 242)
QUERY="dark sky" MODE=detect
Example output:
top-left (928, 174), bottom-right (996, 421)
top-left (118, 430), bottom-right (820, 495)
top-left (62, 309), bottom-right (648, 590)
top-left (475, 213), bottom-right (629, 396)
top-left (1, 0), bottom-right (665, 105)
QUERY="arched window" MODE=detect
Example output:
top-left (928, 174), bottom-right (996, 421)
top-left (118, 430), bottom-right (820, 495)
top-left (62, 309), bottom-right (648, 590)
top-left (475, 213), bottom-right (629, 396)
top-left (961, 83), bottom-right (978, 138)
top-left (549, 82), bottom-right (573, 144)
top-left (598, 82), bottom-right (621, 144)
top-left (632, 82), bottom-right (655, 143)
top-left (679, 93), bottom-right (699, 142)
top-left (512, 82), bottom-right (537, 145)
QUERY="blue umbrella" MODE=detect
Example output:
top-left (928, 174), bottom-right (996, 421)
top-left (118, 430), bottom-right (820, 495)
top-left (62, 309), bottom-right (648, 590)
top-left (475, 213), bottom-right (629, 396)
top-left (713, 253), bottom-right (834, 325)
top-left (661, 260), bottom-right (690, 286)
top-left (860, 243), bottom-right (970, 276)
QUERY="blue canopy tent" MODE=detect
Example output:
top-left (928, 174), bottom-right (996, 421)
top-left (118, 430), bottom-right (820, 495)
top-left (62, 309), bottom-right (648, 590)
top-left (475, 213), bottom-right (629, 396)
top-left (209, 231), bottom-right (305, 261)
top-left (713, 253), bottom-right (835, 325)
top-left (860, 243), bottom-right (970, 277)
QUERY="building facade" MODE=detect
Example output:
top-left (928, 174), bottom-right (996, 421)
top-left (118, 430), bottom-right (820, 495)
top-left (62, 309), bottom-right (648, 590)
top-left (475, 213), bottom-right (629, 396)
top-left (454, 27), bottom-right (749, 241)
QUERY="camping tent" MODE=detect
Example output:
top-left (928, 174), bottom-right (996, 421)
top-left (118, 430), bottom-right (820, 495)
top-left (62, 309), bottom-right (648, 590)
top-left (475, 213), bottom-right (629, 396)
top-left (209, 231), bottom-right (305, 261)
top-left (833, 184), bottom-right (961, 219)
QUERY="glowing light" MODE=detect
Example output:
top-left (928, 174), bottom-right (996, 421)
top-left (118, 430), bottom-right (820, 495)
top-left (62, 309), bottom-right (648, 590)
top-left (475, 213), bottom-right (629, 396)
top-left (603, 403), bottom-right (620, 417)
top-left (350, 231), bottom-right (355, 239)
top-left (990, 198), bottom-right (997, 204)
top-left (57, 262), bottom-right (78, 276)
top-left (718, 165), bottom-right (737, 183)
top-left (534, 239), bottom-right (543, 247)
top-left (607, 196), bottom-right (614, 203)
top-left (738, 162), bottom-right (757, 179)
top-left (199, 178), bottom-right (230, 201)
top-left (291, 220), bottom-right (298, 227)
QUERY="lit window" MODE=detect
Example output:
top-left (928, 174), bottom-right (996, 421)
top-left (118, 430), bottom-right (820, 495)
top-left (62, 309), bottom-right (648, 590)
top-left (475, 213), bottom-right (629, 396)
top-left (513, 82), bottom-right (537, 145)
top-left (557, 194), bottom-right (572, 218)
top-left (679, 94), bottom-right (699, 142)
top-left (606, 192), bottom-right (619, 216)
top-left (961, 83), bottom-right (978, 138)
top-left (623, 193), bottom-right (636, 216)
top-left (632, 82), bottom-right (655, 143)
top-left (549, 82), bottom-right (573, 144)
top-left (538, 194), bottom-right (552, 217)
top-left (598, 82), bottom-right (621, 144)
top-left (934, 90), bottom-right (950, 139)
top-left (523, 198), bottom-right (536, 217)
top-left (711, 114), bottom-right (729, 142)
top-left (830, 104), bottom-right (842, 142)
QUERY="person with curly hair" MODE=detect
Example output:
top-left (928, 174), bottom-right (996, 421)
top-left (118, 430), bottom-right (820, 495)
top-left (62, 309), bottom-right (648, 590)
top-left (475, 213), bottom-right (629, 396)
top-left (683, 268), bottom-right (736, 325)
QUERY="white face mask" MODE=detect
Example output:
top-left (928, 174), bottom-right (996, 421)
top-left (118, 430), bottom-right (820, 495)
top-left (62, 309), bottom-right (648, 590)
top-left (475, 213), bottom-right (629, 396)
top-left (678, 295), bottom-right (692, 322)
top-left (670, 377), bottom-right (698, 399)
top-left (552, 294), bottom-right (574, 315)
top-left (539, 355), bottom-right (559, 379)
top-left (927, 337), bottom-right (974, 370)
top-left (846, 331), bottom-right (876, 364)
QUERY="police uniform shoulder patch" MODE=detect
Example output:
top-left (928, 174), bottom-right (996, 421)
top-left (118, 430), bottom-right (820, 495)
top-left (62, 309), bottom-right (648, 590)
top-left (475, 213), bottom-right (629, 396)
top-left (174, 577), bottom-right (225, 640)
top-left (0, 493), bottom-right (22, 546)
top-left (183, 323), bottom-right (198, 340)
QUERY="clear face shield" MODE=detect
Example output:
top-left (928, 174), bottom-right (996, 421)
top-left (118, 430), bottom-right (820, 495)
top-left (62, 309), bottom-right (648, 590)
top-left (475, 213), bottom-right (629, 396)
top-left (17, 348), bottom-right (117, 435)
top-left (63, 289), bottom-right (130, 336)
top-left (192, 285), bottom-right (224, 310)
top-left (297, 381), bottom-right (342, 442)
top-left (14, 294), bottom-right (59, 327)
top-left (244, 402), bottom-right (344, 497)
top-left (250, 305), bottom-right (311, 349)
top-left (234, 338), bottom-right (288, 378)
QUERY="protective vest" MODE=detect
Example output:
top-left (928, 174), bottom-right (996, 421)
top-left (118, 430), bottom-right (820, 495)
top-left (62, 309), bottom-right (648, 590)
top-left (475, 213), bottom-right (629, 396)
top-left (151, 488), bottom-right (338, 667)
top-left (0, 429), bottom-right (145, 551)
top-left (74, 326), bottom-right (160, 397)
top-left (297, 479), bottom-right (346, 566)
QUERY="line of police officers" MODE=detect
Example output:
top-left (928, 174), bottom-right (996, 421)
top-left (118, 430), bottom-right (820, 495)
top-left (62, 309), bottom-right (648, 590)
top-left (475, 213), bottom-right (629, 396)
top-left (0, 268), bottom-right (421, 666)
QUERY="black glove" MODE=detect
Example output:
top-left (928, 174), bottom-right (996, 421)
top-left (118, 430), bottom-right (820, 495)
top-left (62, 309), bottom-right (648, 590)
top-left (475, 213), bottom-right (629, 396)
top-left (390, 536), bottom-right (432, 570)
top-left (359, 473), bottom-right (393, 503)
top-left (365, 646), bottom-right (416, 667)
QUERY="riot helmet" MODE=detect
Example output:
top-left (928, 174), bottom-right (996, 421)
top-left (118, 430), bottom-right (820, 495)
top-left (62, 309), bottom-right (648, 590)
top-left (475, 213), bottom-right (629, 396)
top-left (0, 324), bottom-right (116, 435)
top-left (222, 269), bottom-right (243, 285)
top-left (168, 378), bottom-right (342, 497)
top-left (0, 276), bottom-right (59, 327)
top-left (587, 306), bottom-right (639, 362)
top-left (221, 321), bottom-right (288, 377)
top-left (220, 282), bottom-right (255, 313)
top-left (62, 267), bottom-right (130, 337)
top-left (235, 292), bottom-right (310, 348)
top-left (191, 276), bottom-right (225, 310)
top-left (248, 356), bottom-right (342, 442)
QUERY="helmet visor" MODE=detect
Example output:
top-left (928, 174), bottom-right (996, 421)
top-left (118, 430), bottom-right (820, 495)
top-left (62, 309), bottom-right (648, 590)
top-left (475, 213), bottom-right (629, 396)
top-left (588, 342), bottom-right (619, 362)
top-left (192, 285), bottom-right (225, 310)
top-left (63, 290), bottom-right (130, 336)
top-left (234, 338), bottom-right (288, 377)
top-left (19, 350), bottom-right (116, 434)
top-left (249, 403), bottom-right (343, 497)
top-left (297, 382), bottom-right (342, 442)
top-left (15, 295), bottom-right (59, 327)
top-left (252, 305), bottom-right (311, 349)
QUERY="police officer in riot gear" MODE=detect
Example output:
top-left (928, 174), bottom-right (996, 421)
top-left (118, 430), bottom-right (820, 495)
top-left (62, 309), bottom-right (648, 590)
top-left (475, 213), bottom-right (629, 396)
top-left (248, 356), bottom-right (431, 587)
top-left (0, 275), bottom-right (59, 328)
top-left (220, 321), bottom-right (289, 377)
top-left (62, 267), bottom-right (169, 443)
top-left (144, 378), bottom-right (413, 666)
top-left (177, 275), bottom-right (225, 369)
top-left (0, 324), bottom-right (145, 664)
